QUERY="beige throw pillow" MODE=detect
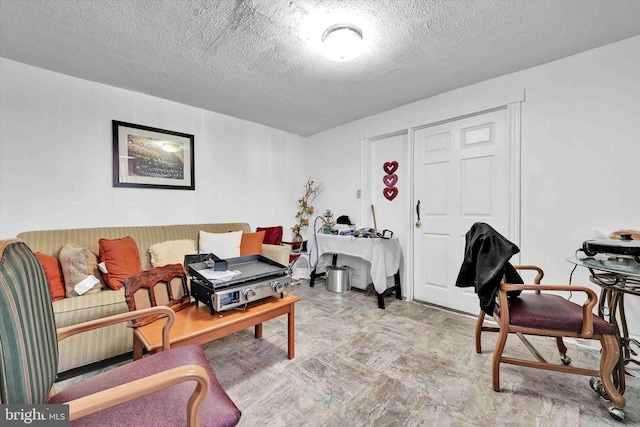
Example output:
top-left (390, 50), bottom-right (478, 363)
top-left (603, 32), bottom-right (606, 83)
top-left (59, 243), bottom-right (102, 297)
top-left (149, 239), bottom-right (197, 267)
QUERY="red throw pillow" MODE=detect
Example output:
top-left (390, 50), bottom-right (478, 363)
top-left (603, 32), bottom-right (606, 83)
top-left (256, 226), bottom-right (283, 246)
top-left (240, 231), bottom-right (266, 256)
top-left (98, 236), bottom-right (142, 290)
top-left (35, 252), bottom-right (66, 301)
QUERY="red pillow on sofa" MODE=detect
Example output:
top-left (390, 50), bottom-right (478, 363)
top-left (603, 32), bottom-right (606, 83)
top-left (98, 236), bottom-right (142, 290)
top-left (35, 252), bottom-right (66, 301)
top-left (256, 226), bottom-right (283, 246)
top-left (240, 231), bottom-right (265, 256)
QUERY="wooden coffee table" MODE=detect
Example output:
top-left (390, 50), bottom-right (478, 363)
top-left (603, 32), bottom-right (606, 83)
top-left (132, 293), bottom-right (301, 360)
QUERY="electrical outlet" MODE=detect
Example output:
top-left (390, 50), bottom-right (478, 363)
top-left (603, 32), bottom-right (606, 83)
top-left (356, 189), bottom-right (361, 199)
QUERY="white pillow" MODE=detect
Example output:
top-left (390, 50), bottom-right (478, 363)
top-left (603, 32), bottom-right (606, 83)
top-left (149, 239), bottom-right (197, 267)
top-left (199, 230), bottom-right (243, 259)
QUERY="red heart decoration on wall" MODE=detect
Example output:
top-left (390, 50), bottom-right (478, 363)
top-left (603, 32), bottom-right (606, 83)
top-left (383, 174), bottom-right (398, 188)
top-left (383, 187), bottom-right (398, 201)
top-left (383, 161), bottom-right (398, 175)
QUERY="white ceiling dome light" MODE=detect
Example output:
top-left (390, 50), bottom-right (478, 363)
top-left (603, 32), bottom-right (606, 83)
top-left (321, 24), bottom-right (363, 62)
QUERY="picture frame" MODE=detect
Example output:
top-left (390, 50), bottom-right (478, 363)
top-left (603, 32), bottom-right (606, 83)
top-left (112, 120), bottom-right (195, 190)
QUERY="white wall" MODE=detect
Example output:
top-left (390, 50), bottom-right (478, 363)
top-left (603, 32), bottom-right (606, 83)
top-left (306, 35), bottom-right (640, 338)
top-left (0, 58), bottom-right (306, 240)
top-left (1, 36), bottom-right (638, 337)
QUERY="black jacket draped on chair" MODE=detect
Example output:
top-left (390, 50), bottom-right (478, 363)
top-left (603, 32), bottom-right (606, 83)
top-left (455, 222), bottom-right (523, 314)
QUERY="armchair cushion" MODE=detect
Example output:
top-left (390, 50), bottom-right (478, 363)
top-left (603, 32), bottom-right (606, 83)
top-left (1, 239), bottom-right (59, 404)
top-left (256, 226), bottom-right (283, 246)
top-left (48, 345), bottom-right (241, 426)
top-left (505, 293), bottom-right (617, 335)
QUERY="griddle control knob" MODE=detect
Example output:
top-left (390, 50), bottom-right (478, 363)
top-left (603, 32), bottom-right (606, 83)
top-left (243, 289), bottom-right (256, 301)
top-left (271, 281), bottom-right (284, 293)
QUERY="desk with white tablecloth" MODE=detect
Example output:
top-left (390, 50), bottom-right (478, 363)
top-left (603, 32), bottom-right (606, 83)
top-left (309, 234), bottom-right (402, 309)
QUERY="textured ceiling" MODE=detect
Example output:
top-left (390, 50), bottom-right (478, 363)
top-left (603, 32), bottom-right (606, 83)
top-left (1, 0), bottom-right (639, 136)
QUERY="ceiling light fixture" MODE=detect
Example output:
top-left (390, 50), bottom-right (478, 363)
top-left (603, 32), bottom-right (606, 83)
top-left (321, 24), bottom-right (363, 62)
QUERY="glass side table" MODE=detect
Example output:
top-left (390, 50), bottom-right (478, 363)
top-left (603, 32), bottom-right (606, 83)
top-left (567, 255), bottom-right (640, 394)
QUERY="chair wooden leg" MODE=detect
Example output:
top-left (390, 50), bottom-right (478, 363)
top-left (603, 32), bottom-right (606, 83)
top-left (475, 310), bottom-right (486, 353)
top-left (599, 334), bottom-right (626, 410)
top-left (555, 337), bottom-right (572, 365)
top-left (492, 322), bottom-right (509, 391)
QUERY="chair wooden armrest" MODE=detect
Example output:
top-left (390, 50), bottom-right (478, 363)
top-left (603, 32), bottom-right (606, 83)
top-left (500, 283), bottom-right (597, 338)
top-left (67, 364), bottom-right (209, 425)
top-left (513, 265), bottom-right (544, 287)
top-left (57, 306), bottom-right (175, 352)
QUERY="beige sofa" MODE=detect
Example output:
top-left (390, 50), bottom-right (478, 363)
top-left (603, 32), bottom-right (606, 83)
top-left (17, 223), bottom-right (289, 374)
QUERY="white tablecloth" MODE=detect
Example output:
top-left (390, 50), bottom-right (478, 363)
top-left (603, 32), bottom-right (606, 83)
top-left (313, 234), bottom-right (402, 294)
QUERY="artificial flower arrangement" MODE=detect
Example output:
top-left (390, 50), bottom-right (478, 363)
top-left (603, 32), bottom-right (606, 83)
top-left (292, 178), bottom-right (322, 238)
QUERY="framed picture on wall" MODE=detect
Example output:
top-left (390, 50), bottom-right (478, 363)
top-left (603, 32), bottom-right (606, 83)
top-left (112, 121), bottom-right (195, 190)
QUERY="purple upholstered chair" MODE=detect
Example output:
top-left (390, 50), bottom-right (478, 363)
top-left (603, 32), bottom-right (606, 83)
top-left (0, 238), bottom-right (240, 426)
top-left (456, 223), bottom-right (626, 421)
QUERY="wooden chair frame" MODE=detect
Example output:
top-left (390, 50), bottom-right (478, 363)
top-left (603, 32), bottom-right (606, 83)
top-left (124, 264), bottom-right (192, 327)
top-left (475, 265), bottom-right (570, 363)
top-left (54, 306), bottom-right (210, 426)
top-left (475, 265), bottom-right (626, 418)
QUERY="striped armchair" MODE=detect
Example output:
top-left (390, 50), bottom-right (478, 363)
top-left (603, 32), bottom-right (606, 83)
top-left (0, 239), bottom-right (240, 426)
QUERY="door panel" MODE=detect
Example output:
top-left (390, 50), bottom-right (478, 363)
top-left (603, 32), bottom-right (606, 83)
top-left (424, 162), bottom-right (449, 215)
top-left (413, 108), bottom-right (511, 313)
top-left (461, 155), bottom-right (494, 216)
top-left (423, 233), bottom-right (449, 289)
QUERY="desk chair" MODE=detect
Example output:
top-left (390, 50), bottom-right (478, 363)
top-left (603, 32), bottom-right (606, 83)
top-left (457, 223), bottom-right (626, 421)
top-left (0, 239), bottom-right (240, 426)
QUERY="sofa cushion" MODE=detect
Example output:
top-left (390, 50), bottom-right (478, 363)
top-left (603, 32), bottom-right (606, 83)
top-left (199, 230), bottom-right (243, 259)
top-left (149, 239), bottom-right (197, 268)
top-left (240, 231), bottom-right (265, 257)
top-left (99, 236), bottom-right (142, 290)
top-left (53, 288), bottom-right (128, 327)
top-left (59, 243), bottom-right (102, 297)
top-left (35, 252), bottom-right (66, 301)
top-left (257, 226), bottom-right (283, 245)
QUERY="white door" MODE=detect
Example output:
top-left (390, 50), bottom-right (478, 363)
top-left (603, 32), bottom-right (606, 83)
top-left (412, 108), bottom-right (514, 314)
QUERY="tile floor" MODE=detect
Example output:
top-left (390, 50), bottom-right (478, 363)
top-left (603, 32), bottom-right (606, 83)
top-left (58, 280), bottom-right (639, 426)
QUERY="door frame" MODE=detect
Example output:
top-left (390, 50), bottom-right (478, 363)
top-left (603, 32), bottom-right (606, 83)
top-left (361, 89), bottom-right (524, 302)
top-left (360, 130), bottom-right (409, 228)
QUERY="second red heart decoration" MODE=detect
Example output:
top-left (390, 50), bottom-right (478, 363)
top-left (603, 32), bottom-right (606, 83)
top-left (382, 174), bottom-right (398, 187)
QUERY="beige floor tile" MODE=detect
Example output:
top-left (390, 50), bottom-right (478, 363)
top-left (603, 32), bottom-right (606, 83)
top-left (57, 281), bottom-right (638, 426)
